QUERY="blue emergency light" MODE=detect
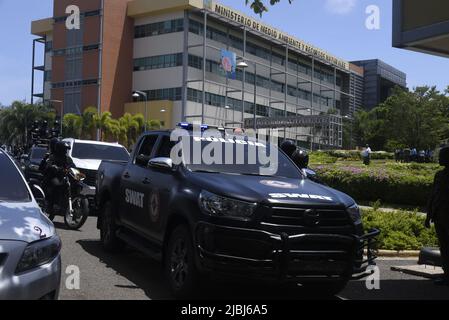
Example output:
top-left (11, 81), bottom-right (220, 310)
top-left (177, 123), bottom-right (209, 131)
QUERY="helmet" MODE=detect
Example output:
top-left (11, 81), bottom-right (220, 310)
top-left (280, 140), bottom-right (297, 158)
top-left (54, 141), bottom-right (70, 157)
top-left (291, 149), bottom-right (309, 169)
top-left (439, 146), bottom-right (449, 167)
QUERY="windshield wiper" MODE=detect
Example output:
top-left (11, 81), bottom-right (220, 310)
top-left (239, 173), bottom-right (275, 177)
top-left (192, 169), bottom-right (220, 174)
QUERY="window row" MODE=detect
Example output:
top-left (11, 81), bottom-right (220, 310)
top-left (189, 19), bottom-right (342, 86)
top-left (53, 44), bottom-right (99, 56)
top-left (135, 19), bottom-right (184, 39)
top-left (54, 10), bottom-right (101, 23)
top-left (134, 53), bottom-right (183, 71)
top-left (186, 88), bottom-right (297, 118)
top-left (52, 79), bottom-right (98, 89)
top-left (133, 53), bottom-right (337, 108)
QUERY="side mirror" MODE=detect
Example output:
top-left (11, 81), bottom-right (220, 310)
top-left (29, 183), bottom-right (45, 206)
top-left (303, 168), bottom-right (317, 178)
top-left (148, 157), bottom-right (173, 170)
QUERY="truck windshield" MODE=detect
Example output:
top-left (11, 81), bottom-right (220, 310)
top-left (180, 138), bottom-right (302, 179)
top-left (0, 153), bottom-right (31, 202)
top-left (72, 143), bottom-right (130, 161)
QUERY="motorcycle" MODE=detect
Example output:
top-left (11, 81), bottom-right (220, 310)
top-left (32, 167), bottom-right (89, 230)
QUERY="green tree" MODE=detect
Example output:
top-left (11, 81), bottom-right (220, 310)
top-left (94, 111), bottom-right (113, 142)
top-left (352, 86), bottom-right (449, 151)
top-left (81, 107), bottom-right (99, 140)
top-left (246, 0), bottom-right (293, 15)
top-left (0, 101), bottom-right (55, 147)
top-left (63, 113), bottom-right (83, 139)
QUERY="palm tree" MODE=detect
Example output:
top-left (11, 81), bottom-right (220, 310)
top-left (95, 111), bottom-right (113, 141)
top-left (81, 107), bottom-right (99, 140)
top-left (0, 101), bottom-right (55, 147)
top-left (63, 113), bottom-right (83, 139)
top-left (119, 113), bottom-right (140, 148)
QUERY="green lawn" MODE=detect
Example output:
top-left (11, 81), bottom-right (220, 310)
top-left (308, 153), bottom-right (440, 208)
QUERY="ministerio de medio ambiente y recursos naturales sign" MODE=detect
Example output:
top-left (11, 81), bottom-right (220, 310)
top-left (204, 0), bottom-right (350, 71)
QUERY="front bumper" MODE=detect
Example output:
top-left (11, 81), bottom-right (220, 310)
top-left (196, 222), bottom-right (379, 283)
top-left (0, 240), bottom-right (61, 300)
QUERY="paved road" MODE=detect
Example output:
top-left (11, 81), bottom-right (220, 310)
top-left (56, 217), bottom-right (449, 300)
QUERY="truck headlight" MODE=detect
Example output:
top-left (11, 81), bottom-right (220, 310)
top-left (15, 236), bottom-right (61, 274)
top-left (347, 204), bottom-right (362, 224)
top-left (199, 191), bottom-right (257, 221)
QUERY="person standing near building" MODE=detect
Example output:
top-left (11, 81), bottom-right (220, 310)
top-left (361, 144), bottom-right (372, 166)
top-left (426, 146), bottom-right (449, 286)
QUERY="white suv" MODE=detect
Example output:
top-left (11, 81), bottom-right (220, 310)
top-left (63, 139), bottom-right (130, 199)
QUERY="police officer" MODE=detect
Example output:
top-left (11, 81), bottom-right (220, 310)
top-left (280, 140), bottom-right (297, 159)
top-left (39, 137), bottom-right (59, 172)
top-left (42, 141), bottom-right (75, 215)
top-left (426, 146), bottom-right (449, 286)
top-left (281, 140), bottom-right (325, 185)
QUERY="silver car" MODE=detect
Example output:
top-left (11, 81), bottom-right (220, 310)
top-left (0, 149), bottom-right (61, 300)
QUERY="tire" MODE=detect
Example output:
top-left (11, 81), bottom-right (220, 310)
top-left (100, 200), bottom-right (124, 252)
top-left (64, 197), bottom-right (89, 230)
top-left (164, 225), bottom-right (200, 299)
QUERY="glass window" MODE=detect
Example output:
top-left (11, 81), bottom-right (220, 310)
top-left (0, 152), bottom-right (30, 202)
top-left (155, 136), bottom-right (177, 158)
top-left (72, 143), bottom-right (130, 161)
top-left (136, 135), bottom-right (158, 167)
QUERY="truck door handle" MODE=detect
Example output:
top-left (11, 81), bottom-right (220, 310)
top-left (142, 178), bottom-right (151, 185)
top-left (123, 172), bottom-right (131, 179)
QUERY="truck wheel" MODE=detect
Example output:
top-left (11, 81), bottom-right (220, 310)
top-left (165, 225), bottom-right (199, 299)
top-left (100, 201), bottom-right (124, 252)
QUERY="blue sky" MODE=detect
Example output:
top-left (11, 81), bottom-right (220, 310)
top-left (1, 0), bottom-right (448, 106)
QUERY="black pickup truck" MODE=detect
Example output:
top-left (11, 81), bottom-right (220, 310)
top-left (96, 125), bottom-right (379, 298)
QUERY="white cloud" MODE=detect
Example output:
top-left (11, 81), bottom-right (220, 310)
top-left (325, 0), bottom-right (357, 15)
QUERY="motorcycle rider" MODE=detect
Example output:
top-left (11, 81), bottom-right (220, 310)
top-left (39, 137), bottom-right (59, 172)
top-left (41, 141), bottom-right (75, 215)
top-left (280, 140), bottom-right (324, 185)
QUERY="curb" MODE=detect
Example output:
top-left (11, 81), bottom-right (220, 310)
top-left (365, 250), bottom-right (420, 258)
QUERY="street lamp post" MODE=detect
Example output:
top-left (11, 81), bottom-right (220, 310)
top-left (50, 100), bottom-right (63, 136)
top-left (344, 115), bottom-right (354, 150)
top-left (133, 91), bottom-right (148, 132)
top-left (236, 60), bottom-right (253, 131)
top-left (297, 107), bottom-right (313, 151)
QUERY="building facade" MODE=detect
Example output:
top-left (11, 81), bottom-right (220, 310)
top-left (351, 59), bottom-right (407, 111)
top-left (31, 0), bottom-right (405, 148)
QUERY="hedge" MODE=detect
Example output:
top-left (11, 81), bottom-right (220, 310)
top-left (313, 164), bottom-right (435, 207)
top-left (362, 209), bottom-right (438, 251)
top-left (310, 150), bottom-right (395, 162)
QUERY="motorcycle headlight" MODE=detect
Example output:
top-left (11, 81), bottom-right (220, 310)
top-left (199, 191), bottom-right (257, 221)
top-left (347, 204), bottom-right (362, 224)
top-left (70, 168), bottom-right (86, 181)
top-left (15, 236), bottom-right (61, 274)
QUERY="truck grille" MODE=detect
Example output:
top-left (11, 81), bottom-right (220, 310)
top-left (265, 206), bottom-right (351, 228)
top-left (80, 169), bottom-right (97, 187)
